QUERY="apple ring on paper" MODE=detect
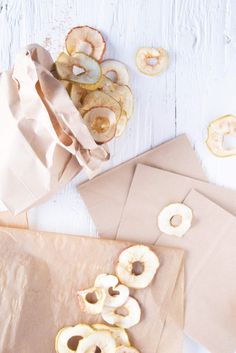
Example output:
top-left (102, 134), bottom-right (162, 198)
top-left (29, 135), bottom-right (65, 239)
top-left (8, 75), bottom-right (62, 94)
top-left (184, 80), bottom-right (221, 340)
top-left (55, 324), bottom-right (93, 353)
top-left (158, 203), bottom-right (192, 237)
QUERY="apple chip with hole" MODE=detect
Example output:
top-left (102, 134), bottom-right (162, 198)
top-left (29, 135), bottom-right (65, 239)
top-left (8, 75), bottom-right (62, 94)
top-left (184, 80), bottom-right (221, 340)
top-left (55, 324), bottom-right (93, 353)
top-left (136, 47), bottom-right (169, 75)
top-left (77, 287), bottom-right (106, 314)
top-left (92, 324), bottom-right (130, 347)
top-left (101, 60), bottom-right (130, 85)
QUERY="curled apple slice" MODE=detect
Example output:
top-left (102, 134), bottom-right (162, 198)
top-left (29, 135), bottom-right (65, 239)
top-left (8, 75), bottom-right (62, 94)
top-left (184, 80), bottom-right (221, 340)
top-left (83, 107), bottom-right (117, 144)
top-left (55, 52), bottom-right (101, 86)
top-left (76, 331), bottom-right (116, 353)
top-left (55, 324), bottom-right (93, 353)
top-left (95, 273), bottom-right (129, 307)
top-left (102, 297), bottom-right (141, 329)
top-left (77, 287), bottom-right (106, 314)
top-left (206, 115), bottom-right (236, 157)
top-left (158, 203), bottom-right (193, 237)
top-left (92, 324), bottom-right (130, 347)
top-left (136, 47), bottom-right (169, 76)
top-left (65, 26), bottom-right (106, 61)
top-left (101, 60), bottom-right (129, 85)
top-left (82, 90), bottom-right (121, 121)
top-left (116, 346), bottom-right (140, 353)
top-left (116, 113), bottom-right (128, 137)
top-left (116, 245), bottom-right (159, 289)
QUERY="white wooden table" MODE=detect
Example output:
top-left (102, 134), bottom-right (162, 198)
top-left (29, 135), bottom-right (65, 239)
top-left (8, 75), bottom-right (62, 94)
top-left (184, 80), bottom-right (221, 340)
top-left (1, 0), bottom-right (236, 352)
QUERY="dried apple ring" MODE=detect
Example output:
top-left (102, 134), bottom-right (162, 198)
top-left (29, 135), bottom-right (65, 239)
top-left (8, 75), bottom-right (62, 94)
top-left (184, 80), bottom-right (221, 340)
top-left (92, 324), bottom-right (130, 347)
top-left (101, 60), bottom-right (130, 85)
top-left (76, 331), bottom-right (116, 353)
top-left (102, 297), bottom-right (141, 329)
top-left (158, 203), bottom-right (193, 237)
top-left (136, 47), bottom-right (169, 76)
top-left (206, 115), bottom-right (236, 157)
top-left (116, 346), bottom-right (140, 353)
top-left (65, 26), bottom-right (106, 61)
top-left (55, 52), bottom-right (101, 86)
top-left (95, 274), bottom-right (129, 307)
top-left (82, 90), bottom-right (121, 121)
top-left (55, 324), bottom-right (93, 353)
top-left (77, 287), bottom-right (106, 314)
top-left (83, 107), bottom-right (117, 144)
top-left (116, 245), bottom-right (159, 289)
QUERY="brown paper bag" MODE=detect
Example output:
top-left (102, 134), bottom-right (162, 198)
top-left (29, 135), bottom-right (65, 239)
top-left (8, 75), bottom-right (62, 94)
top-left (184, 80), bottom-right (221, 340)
top-left (0, 44), bottom-right (108, 214)
top-left (0, 227), bottom-right (184, 353)
top-left (79, 135), bottom-right (206, 238)
top-left (117, 164), bottom-right (236, 243)
top-left (0, 211), bottom-right (28, 228)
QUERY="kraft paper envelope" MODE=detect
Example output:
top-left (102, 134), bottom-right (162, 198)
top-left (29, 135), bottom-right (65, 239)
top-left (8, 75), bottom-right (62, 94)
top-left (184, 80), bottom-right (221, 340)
top-left (79, 134), bottom-right (206, 238)
top-left (0, 211), bottom-right (28, 228)
top-left (117, 167), bottom-right (236, 353)
top-left (0, 227), bottom-right (184, 353)
top-left (117, 164), bottom-right (236, 243)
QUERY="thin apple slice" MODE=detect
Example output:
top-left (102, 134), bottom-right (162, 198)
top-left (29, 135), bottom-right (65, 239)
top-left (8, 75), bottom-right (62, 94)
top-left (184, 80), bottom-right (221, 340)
top-left (83, 107), bottom-right (117, 144)
top-left (101, 60), bottom-right (130, 85)
top-left (65, 26), bottom-right (106, 61)
top-left (70, 84), bottom-right (87, 109)
top-left (136, 47), bottom-right (169, 75)
top-left (116, 113), bottom-right (128, 137)
top-left (55, 324), bottom-right (93, 353)
top-left (55, 52), bottom-right (101, 86)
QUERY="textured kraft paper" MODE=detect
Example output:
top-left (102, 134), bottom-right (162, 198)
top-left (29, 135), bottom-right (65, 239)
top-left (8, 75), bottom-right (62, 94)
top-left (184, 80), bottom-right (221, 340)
top-left (79, 134), bottom-right (206, 238)
top-left (117, 166), bottom-right (236, 353)
top-left (0, 211), bottom-right (28, 229)
top-left (117, 164), bottom-right (236, 243)
top-left (0, 227), bottom-right (184, 353)
top-left (0, 44), bottom-right (108, 214)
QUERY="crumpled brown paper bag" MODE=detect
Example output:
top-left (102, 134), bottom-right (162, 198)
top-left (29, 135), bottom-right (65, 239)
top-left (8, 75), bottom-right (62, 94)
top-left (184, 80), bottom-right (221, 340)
top-left (0, 227), bottom-right (184, 353)
top-left (0, 44), bottom-right (108, 214)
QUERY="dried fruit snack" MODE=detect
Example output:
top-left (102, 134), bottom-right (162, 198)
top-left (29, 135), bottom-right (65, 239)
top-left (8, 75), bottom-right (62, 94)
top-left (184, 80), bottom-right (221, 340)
top-left (136, 47), bottom-right (169, 75)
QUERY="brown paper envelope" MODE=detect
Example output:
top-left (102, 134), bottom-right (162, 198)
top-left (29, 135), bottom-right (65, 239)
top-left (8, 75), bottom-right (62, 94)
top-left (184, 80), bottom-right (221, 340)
top-left (159, 190), bottom-right (236, 353)
top-left (79, 135), bottom-right (206, 238)
top-left (0, 227), bottom-right (184, 353)
top-left (0, 211), bottom-right (28, 228)
top-left (117, 164), bottom-right (236, 243)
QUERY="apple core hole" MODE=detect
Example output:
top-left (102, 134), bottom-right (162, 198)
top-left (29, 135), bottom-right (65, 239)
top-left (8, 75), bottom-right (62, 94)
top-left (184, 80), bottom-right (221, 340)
top-left (146, 57), bottom-right (158, 66)
top-left (170, 215), bottom-right (182, 227)
top-left (85, 292), bottom-right (98, 304)
top-left (108, 287), bottom-right (120, 296)
top-left (67, 336), bottom-right (82, 350)
top-left (115, 306), bottom-right (129, 317)
top-left (132, 261), bottom-right (144, 276)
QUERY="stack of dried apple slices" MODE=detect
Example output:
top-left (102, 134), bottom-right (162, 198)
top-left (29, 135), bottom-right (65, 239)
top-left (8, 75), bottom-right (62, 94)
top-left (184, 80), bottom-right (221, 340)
top-left (55, 245), bottom-right (160, 353)
top-left (54, 25), bottom-right (134, 144)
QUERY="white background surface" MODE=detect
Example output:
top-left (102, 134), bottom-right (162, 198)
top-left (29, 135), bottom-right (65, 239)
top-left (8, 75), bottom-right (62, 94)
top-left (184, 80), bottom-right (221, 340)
top-left (1, 0), bottom-right (236, 352)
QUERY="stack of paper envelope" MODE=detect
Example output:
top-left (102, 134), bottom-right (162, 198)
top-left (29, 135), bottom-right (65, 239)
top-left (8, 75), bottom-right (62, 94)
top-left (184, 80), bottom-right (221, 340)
top-left (80, 134), bottom-right (236, 353)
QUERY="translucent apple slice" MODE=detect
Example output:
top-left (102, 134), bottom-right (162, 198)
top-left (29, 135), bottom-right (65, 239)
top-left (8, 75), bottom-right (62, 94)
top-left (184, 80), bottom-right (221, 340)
top-left (76, 331), bottom-right (116, 353)
top-left (55, 324), bottom-right (93, 353)
top-left (65, 26), bottom-right (106, 61)
top-left (83, 107), bottom-right (117, 144)
top-left (102, 297), bottom-right (141, 329)
top-left (116, 245), bottom-right (159, 289)
top-left (55, 52), bottom-right (101, 86)
top-left (93, 324), bottom-right (130, 347)
top-left (136, 47), bottom-right (169, 76)
top-left (101, 60), bottom-right (130, 85)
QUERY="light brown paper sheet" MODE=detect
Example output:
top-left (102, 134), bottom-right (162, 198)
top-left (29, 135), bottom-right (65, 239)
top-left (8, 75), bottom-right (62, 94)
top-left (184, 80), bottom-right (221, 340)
top-left (0, 227), bottom-right (184, 353)
top-left (117, 165), bottom-right (236, 353)
top-left (0, 211), bottom-right (28, 228)
top-left (79, 135), bottom-right (206, 238)
top-left (0, 44), bottom-right (108, 214)
top-left (117, 164), bottom-right (236, 243)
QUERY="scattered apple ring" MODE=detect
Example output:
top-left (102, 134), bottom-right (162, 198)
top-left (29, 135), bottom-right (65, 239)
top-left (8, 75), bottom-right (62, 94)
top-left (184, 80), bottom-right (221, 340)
top-left (116, 245), bottom-right (160, 289)
top-left (77, 287), bottom-right (106, 314)
top-left (55, 52), bottom-right (101, 86)
top-left (116, 346), bottom-right (140, 353)
top-left (81, 90), bottom-right (121, 121)
top-left (55, 324), bottom-right (93, 353)
top-left (136, 47), bottom-right (169, 76)
top-left (65, 26), bottom-right (106, 61)
top-left (206, 114), bottom-right (236, 157)
top-left (92, 324), bottom-right (130, 347)
top-left (158, 203), bottom-right (193, 237)
top-left (76, 331), bottom-right (116, 353)
top-left (95, 274), bottom-right (129, 307)
top-left (101, 60), bottom-right (130, 85)
top-left (83, 107), bottom-right (117, 144)
top-left (102, 296), bottom-right (141, 329)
